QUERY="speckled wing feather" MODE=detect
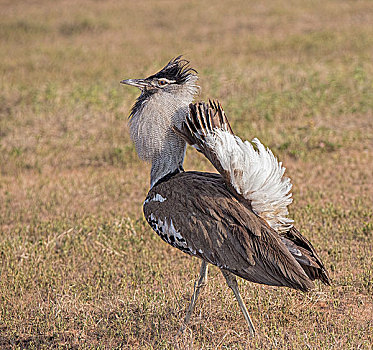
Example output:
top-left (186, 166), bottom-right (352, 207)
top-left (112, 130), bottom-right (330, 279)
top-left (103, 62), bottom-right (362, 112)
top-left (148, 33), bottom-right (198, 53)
top-left (174, 100), bottom-right (233, 145)
top-left (143, 171), bottom-right (326, 291)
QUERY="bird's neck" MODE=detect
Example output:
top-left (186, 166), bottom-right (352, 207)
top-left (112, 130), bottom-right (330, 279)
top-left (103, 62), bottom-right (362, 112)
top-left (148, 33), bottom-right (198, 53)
top-left (150, 137), bottom-right (186, 188)
top-left (129, 91), bottom-right (193, 188)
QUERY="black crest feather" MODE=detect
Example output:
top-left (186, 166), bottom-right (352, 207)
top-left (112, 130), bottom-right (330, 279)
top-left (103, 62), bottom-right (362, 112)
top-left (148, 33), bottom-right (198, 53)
top-left (147, 56), bottom-right (197, 84)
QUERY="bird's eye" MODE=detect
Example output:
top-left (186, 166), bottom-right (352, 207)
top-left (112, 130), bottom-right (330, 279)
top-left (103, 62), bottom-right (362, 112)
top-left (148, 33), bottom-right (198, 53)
top-left (158, 79), bottom-right (168, 86)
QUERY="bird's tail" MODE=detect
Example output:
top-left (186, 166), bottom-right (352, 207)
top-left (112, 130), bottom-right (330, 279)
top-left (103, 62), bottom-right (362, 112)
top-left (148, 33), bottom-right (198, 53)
top-left (174, 100), bottom-right (293, 233)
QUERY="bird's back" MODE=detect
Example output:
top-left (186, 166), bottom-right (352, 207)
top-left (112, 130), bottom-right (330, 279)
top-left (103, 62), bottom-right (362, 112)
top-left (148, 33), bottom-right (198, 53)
top-left (144, 171), bottom-right (329, 292)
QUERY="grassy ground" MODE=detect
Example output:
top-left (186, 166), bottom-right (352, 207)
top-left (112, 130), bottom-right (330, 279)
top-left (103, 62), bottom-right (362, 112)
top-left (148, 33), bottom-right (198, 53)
top-left (1, 0), bottom-right (372, 348)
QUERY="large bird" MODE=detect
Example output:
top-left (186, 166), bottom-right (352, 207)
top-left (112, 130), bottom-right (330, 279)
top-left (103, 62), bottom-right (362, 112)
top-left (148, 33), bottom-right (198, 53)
top-left (120, 56), bottom-right (330, 335)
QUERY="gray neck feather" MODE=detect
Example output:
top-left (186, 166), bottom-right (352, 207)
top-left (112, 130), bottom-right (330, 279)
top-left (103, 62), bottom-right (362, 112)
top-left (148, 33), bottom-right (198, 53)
top-left (129, 78), bottom-right (198, 188)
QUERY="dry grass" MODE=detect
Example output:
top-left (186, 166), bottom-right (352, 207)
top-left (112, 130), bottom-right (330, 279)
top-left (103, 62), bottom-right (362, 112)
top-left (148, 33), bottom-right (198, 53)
top-left (0, 0), bottom-right (372, 348)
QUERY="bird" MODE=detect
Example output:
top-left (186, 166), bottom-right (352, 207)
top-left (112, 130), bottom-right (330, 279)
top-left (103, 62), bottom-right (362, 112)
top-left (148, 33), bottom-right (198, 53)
top-left (120, 56), bottom-right (330, 335)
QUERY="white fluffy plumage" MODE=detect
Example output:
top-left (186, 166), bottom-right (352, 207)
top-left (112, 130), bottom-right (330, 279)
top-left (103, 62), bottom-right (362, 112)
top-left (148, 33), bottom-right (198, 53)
top-left (206, 129), bottom-right (294, 233)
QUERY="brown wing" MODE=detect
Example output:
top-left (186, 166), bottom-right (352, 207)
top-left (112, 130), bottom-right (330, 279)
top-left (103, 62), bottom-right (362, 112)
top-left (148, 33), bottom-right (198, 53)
top-left (173, 100), bottom-right (244, 201)
top-left (143, 171), bottom-right (319, 292)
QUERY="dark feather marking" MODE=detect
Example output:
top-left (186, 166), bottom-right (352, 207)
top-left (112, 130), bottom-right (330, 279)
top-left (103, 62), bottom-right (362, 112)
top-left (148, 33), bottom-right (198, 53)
top-left (205, 105), bottom-right (213, 130)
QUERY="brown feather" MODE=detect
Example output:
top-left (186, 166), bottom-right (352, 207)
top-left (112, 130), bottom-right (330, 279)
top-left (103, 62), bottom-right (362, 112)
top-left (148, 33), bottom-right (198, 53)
top-left (280, 227), bottom-right (331, 284)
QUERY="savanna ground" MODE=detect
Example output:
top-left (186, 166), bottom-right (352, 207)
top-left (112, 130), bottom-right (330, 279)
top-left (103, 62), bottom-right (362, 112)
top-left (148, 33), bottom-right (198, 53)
top-left (0, 0), bottom-right (372, 348)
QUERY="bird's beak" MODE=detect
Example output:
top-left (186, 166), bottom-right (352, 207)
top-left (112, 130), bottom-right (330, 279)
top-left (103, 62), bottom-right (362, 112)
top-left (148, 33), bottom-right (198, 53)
top-left (120, 78), bottom-right (149, 89)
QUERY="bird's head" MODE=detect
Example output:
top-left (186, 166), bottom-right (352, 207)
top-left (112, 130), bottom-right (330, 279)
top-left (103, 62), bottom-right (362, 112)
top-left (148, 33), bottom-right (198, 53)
top-left (120, 57), bottom-right (198, 182)
top-left (121, 56), bottom-right (198, 119)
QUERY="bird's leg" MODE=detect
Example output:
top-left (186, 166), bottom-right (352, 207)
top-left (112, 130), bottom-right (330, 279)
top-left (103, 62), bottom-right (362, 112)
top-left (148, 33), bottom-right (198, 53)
top-left (179, 260), bottom-right (208, 332)
top-left (221, 269), bottom-right (256, 336)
